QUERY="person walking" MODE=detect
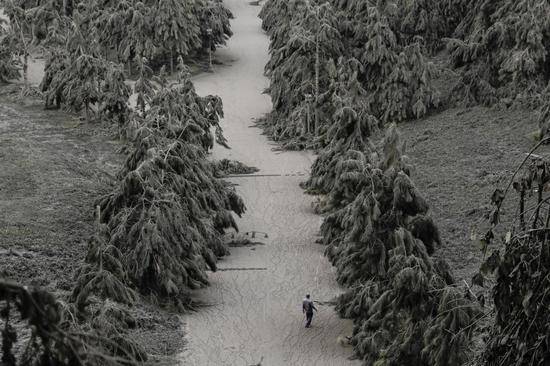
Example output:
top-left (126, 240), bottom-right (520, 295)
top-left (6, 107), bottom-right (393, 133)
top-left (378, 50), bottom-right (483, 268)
top-left (302, 294), bottom-right (317, 328)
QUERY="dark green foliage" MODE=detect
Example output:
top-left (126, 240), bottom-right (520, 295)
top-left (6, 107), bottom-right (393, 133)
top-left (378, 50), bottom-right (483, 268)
top-left (7, 0), bottom-right (233, 114)
top-left (482, 151), bottom-right (550, 366)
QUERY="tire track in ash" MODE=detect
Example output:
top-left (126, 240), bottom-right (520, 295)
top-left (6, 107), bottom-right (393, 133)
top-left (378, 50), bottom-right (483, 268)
top-left (177, 0), bottom-right (359, 365)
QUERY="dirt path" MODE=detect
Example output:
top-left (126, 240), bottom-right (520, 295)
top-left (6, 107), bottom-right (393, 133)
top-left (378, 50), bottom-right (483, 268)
top-left (178, 1), bottom-right (358, 365)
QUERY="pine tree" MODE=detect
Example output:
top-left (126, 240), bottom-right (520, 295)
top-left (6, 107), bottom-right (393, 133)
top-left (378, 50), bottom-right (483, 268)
top-left (118, 1), bottom-right (156, 65)
top-left (318, 126), bottom-right (479, 366)
top-left (94, 0), bottom-right (133, 62)
top-left (71, 65), bottom-right (244, 307)
top-left (390, 0), bottom-right (469, 53)
top-left (100, 62), bottom-right (131, 125)
top-left (3, 0), bottom-right (31, 86)
top-left (0, 18), bottom-right (21, 83)
top-left (260, 0), bottom-right (440, 148)
top-left (357, 6), bottom-right (439, 123)
top-left (445, 0), bottom-right (550, 105)
top-left (133, 56), bottom-right (156, 116)
top-left (152, 0), bottom-right (201, 73)
top-left (196, 0), bottom-right (233, 53)
top-left (0, 278), bottom-right (146, 365)
top-left (261, 0), bottom-right (343, 145)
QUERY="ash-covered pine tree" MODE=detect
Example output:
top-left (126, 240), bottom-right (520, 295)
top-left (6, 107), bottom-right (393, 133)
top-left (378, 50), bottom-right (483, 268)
top-left (100, 62), bottom-right (131, 125)
top-left (0, 18), bottom-right (21, 83)
top-left (317, 125), bottom-right (479, 366)
top-left (152, 0), bottom-right (201, 73)
top-left (389, 0), bottom-right (470, 53)
top-left (74, 64), bottom-right (244, 308)
top-left (40, 5), bottom-right (131, 121)
top-left (302, 56), bottom-right (379, 200)
top-left (133, 56), bottom-right (156, 116)
top-left (260, 0), bottom-right (440, 148)
top-left (2, 0), bottom-right (32, 86)
top-left (261, 0), bottom-right (343, 146)
top-left (445, 0), bottom-right (550, 106)
top-left (538, 86), bottom-right (550, 139)
top-left (116, 1), bottom-right (156, 65)
top-left (196, 0), bottom-right (233, 53)
top-left (354, 5), bottom-right (440, 123)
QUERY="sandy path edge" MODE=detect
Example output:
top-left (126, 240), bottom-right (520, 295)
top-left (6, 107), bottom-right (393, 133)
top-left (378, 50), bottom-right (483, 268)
top-left (177, 1), bottom-right (359, 365)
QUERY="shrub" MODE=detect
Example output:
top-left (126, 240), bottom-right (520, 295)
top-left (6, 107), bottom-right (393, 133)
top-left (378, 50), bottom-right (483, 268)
top-left (480, 145), bottom-right (550, 366)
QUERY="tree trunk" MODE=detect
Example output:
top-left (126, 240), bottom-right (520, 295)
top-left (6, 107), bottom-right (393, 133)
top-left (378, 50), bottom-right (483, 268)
top-left (305, 103), bottom-right (310, 135)
top-left (140, 95), bottom-right (145, 116)
top-left (314, 38), bottom-right (320, 135)
top-left (533, 184), bottom-right (544, 228)
top-left (30, 23), bottom-right (36, 46)
top-left (520, 189), bottom-right (526, 231)
top-left (170, 49), bottom-right (174, 75)
top-left (23, 53), bottom-right (28, 86)
top-left (85, 102), bottom-right (89, 122)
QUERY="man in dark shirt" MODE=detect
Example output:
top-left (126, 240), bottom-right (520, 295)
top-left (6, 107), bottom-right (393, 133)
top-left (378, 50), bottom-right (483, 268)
top-left (302, 294), bottom-right (317, 328)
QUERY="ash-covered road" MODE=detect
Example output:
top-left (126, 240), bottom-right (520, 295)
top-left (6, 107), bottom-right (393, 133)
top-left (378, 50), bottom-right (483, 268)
top-left (178, 0), bottom-right (359, 365)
